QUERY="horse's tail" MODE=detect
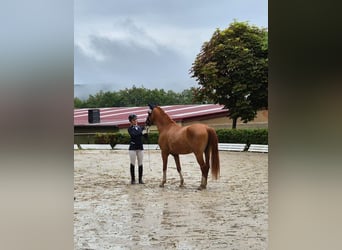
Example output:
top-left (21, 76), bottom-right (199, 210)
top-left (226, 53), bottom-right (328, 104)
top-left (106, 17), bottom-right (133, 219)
top-left (207, 127), bottom-right (220, 179)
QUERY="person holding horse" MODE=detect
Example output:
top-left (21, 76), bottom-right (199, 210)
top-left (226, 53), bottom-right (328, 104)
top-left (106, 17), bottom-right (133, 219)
top-left (128, 114), bottom-right (148, 184)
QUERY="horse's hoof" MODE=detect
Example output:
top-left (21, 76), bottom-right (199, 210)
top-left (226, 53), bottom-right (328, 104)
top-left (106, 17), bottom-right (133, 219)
top-left (197, 185), bottom-right (206, 190)
top-left (159, 184), bottom-right (164, 188)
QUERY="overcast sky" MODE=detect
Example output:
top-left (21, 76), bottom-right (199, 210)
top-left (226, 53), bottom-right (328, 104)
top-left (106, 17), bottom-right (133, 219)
top-left (74, 0), bottom-right (268, 99)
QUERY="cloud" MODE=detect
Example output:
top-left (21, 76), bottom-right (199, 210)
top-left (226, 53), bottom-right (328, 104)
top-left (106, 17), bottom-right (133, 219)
top-left (74, 19), bottom-right (197, 98)
top-left (74, 0), bottom-right (268, 98)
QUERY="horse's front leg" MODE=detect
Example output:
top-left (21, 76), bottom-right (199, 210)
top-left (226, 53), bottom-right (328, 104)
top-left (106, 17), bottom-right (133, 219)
top-left (173, 154), bottom-right (184, 187)
top-left (160, 151), bottom-right (168, 187)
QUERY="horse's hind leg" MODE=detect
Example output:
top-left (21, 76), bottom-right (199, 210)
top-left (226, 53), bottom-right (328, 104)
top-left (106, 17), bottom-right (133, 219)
top-left (195, 152), bottom-right (209, 190)
top-left (173, 154), bottom-right (184, 187)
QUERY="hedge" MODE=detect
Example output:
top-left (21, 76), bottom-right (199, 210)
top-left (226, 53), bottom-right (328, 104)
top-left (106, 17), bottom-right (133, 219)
top-left (95, 128), bottom-right (268, 146)
top-left (216, 129), bottom-right (268, 145)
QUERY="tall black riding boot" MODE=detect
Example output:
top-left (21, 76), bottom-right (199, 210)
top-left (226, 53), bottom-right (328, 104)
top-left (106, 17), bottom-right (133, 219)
top-left (138, 165), bottom-right (145, 184)
top-left (130, 164), bottom-right (136, 184)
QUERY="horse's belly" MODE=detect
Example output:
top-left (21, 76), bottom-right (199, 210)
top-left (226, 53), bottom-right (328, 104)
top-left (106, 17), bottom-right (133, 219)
top-left (169, 144), bottom-right (192, 154)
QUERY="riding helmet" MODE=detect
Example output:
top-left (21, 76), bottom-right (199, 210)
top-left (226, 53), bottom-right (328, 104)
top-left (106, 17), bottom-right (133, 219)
top-left (128, 114), bottom-right (138, 122)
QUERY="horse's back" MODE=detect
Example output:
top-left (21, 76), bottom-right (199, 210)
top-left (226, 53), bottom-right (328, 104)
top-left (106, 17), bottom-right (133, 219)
top-left (186, 123), bottom-right (210, 137)
top-left (159, 124), bottom-right (209, 154)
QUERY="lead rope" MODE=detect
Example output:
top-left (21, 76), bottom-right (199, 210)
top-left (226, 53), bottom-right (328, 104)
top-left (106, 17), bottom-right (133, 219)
top-left (146, 126), bottom-right (152, 171)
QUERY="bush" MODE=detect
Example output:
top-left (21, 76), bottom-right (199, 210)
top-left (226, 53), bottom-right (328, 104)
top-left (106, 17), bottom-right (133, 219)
top-left (143, 132), bottom-right (159, 144)
top-left (216, 129), bottom-right (268, 145)
top-left (95, 128), bottom-right (268, 147)
top-left (94, 132), bottom-right (130, 147)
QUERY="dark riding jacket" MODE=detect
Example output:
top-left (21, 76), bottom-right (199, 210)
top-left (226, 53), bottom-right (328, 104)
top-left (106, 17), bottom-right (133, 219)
top-left (128, 125), bottom-right (146, 150)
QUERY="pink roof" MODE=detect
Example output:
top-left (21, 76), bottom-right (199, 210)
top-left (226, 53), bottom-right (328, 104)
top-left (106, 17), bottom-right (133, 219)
top-left (74, 104), bottom-right (228, 129)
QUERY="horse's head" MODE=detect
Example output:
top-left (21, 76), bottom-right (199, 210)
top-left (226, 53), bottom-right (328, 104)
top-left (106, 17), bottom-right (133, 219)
top-left (145, 104), bottom-right (156, 126)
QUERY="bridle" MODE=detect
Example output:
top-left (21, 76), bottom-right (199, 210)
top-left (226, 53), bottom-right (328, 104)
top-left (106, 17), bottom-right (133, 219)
top-left (145, 104), bottom-right (155, 126)
top-left (145, 111), bottom-right (152, 127)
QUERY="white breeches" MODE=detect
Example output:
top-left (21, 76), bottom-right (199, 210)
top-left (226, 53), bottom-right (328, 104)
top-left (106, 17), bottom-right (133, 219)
top-left (129, 150), bottom-right (143, 166)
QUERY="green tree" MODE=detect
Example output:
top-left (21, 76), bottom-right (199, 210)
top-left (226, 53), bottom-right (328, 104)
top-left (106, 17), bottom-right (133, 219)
top-left (74, 97), bottom-right (83, 108)
top-left (190, 21), bottom-right (268, 128)
top-left (74, 86), bottom-right (201, 108)
top-left (180, 88), bottom-right (199, 104)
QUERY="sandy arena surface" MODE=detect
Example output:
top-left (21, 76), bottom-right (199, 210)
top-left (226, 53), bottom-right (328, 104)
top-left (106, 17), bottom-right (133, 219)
top-left (74, 150), bottom-right (268, 250)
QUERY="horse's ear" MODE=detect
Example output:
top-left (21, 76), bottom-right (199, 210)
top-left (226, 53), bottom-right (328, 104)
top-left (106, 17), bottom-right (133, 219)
top-left (148, 104), bottom-right (155, 110)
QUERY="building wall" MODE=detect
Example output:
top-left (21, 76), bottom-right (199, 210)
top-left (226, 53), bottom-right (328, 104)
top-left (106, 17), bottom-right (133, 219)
top-left (182, 110), bottom-right (268, 129)
top-left (118, 110), bottom-right (268, 132)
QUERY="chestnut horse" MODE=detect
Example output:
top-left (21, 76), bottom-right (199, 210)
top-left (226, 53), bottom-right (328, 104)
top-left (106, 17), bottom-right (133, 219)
top-left (145, 104), bottom-right (220, 190)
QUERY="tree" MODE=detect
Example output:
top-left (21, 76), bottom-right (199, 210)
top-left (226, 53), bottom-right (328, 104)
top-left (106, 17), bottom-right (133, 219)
top-left (74, 97), bottom-right (83, 108)
top-left (190, 21), bottom-right (268, 129)
top-left (74, 86), bottom-right (201, 108)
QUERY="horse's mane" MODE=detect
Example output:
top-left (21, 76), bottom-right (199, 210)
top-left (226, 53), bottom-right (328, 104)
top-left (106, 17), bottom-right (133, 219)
top-left (155, 106), bottom-right (176, 125)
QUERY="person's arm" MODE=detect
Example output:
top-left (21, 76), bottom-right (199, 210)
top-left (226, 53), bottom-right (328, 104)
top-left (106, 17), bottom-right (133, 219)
top-left (141, 126), bottom-right (148, 138)
top-left (129, 126), bottom-right (143, 138)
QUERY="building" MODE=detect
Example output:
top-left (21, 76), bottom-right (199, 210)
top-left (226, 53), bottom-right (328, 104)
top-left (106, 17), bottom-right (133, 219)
top-left (74, 104), bottom-right (268, 133)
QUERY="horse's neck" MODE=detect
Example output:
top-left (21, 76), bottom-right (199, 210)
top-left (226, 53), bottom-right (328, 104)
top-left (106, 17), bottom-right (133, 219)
top-left (154, 109), bottom-right (178, 131)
